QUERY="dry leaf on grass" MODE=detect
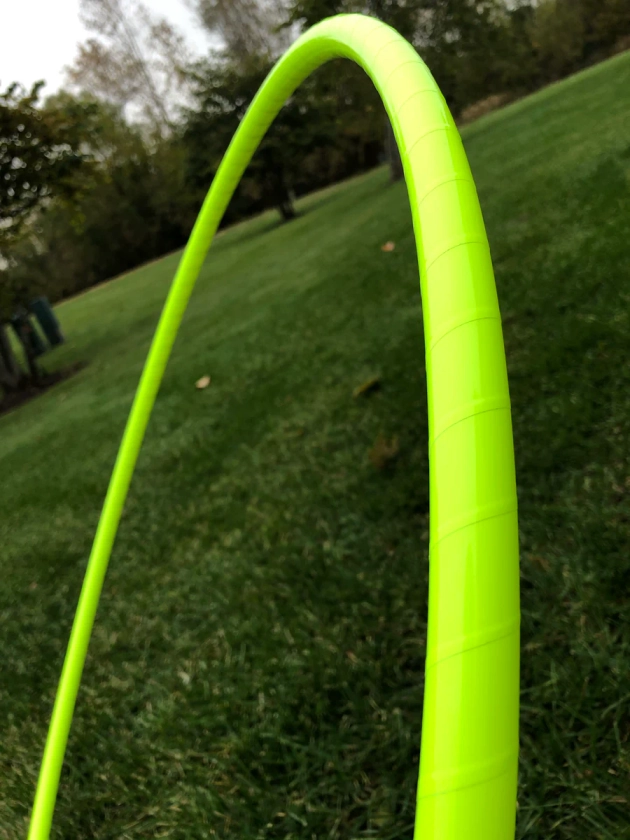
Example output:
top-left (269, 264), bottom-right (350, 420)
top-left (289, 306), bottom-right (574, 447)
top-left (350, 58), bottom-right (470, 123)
top-left (381, 241), bottom-right (395, 252)
top-left (195, 375), bottom-right (211, 389)
top-left (530, 554), bottom-right (550, 572)
top-left (285, 425), bottom-right (305, 438)
top-left (369, 433), bottom-right (400, 470)
top-left (353, 375), bottom-right (381, 398)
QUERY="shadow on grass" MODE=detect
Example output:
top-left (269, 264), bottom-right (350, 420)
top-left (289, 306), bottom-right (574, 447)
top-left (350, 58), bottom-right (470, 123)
top-left (0, 361), bottom-right (88, 419)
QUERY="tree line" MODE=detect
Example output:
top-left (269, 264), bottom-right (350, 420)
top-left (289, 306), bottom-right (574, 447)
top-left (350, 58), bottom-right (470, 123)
top-left (1, 0), bottom-right (629, 391)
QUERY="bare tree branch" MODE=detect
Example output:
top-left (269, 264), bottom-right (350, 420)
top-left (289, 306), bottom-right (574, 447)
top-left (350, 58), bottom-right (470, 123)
top-left (66, 0), bottom-right (194, 133)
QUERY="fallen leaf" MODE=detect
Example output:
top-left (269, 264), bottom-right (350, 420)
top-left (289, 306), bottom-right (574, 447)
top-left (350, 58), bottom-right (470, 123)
top-left (381, 241), bottom-right (395, 252)
top-left (353, 375), bottom-right (381, 398)
top-left (369, 433), bottom-right (400, 470)
top-left (530, 554), bottom-right (550, 572)
top-left (195, 375), bottom-right (211, 389)
top-left (285, 425), bottom-right (305, 437)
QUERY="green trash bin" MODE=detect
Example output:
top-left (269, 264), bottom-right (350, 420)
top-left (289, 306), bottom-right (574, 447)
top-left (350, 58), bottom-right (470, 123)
top-left (10, 311), bottom-right (47, 357)
top-left (30, 297), bottom-right (64, 347)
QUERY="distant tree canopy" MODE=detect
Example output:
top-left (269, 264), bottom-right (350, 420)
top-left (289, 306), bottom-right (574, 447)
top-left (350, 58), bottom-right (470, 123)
top-left (66, 0), bottom-right (193, 133)
top-left (1, 0), bottom-right (629, 355)
top-left (181, 52), bottom-right (383, 221)
top-left (190, 0), bottom-right (293, 59)
top-left (0, 83), bottom-right (89, 250)
top-left (2, 93), bottom-right (194, 309)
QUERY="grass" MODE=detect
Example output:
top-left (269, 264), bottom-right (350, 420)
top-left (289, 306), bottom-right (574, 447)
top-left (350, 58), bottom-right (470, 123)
top-left (1, 48), bottom-right (630, 840)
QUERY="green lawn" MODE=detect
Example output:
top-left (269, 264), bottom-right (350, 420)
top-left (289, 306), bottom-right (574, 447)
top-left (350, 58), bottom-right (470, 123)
top-left (2, 50), bottom-right (630, 840)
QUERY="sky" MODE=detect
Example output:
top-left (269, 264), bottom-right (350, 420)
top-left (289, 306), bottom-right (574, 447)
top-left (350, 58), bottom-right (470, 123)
top-left (0, 0), bottom-right (212, 96)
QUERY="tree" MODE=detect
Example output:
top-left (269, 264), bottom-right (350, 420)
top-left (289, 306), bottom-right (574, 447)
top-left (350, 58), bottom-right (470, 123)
top-left (184, 55), bottom-right (312, 221)
top-left (286, 0), bottom-right (511, 175)
top-left (66, 0), bottom-right (193, 134)
top-left (2, 91), bottom-right (196, 313)
top-left (0, 82), bottom-right (87, 250)
top-left (188, 0), bottom-right (293, 59)
top-left (186, 0), bottom-right (328, 210)
top-left (572, 0), bottom-right (630, 63)
top-left (527, 0), bottom-right (585, 82)
top-left (285, 0), bottom-right (426, 180)
top-left (283, 0), bottom-right (344, 28)
top-left (0, 82), bottom-right (96, 393)
top-left (490, 3), bottom-right (539, 96)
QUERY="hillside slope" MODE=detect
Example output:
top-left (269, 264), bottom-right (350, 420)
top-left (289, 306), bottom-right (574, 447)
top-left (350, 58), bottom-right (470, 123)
top-left (1, 49), bottom-right (630, 840)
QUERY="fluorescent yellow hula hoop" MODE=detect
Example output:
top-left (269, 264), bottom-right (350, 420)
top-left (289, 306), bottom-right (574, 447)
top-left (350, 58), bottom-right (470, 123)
top-left (28, 13), bottom-right (520, 840)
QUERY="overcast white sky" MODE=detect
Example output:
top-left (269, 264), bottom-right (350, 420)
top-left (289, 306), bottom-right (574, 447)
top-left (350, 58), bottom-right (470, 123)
top-left (0, 0), bottom-right (212, 96)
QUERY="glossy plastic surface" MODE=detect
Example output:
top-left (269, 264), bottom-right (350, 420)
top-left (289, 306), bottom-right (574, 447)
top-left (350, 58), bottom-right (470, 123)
top-left (27, 13), bottom-right (520, 840)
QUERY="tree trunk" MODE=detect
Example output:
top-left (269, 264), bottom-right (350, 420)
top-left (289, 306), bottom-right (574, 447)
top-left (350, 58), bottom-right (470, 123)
top-left (385, 117), bottom-right (404, 182)
top-left (278, 195), bottom-right (296, 222)
top-left (271, 165), bottom-right (296, 222)
top-left (0, 322), bottom-right (23, 392)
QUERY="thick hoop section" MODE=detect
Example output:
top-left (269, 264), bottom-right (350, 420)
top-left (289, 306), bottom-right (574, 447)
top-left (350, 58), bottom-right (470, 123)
top-left (28, 14), bottom-right (519, 840)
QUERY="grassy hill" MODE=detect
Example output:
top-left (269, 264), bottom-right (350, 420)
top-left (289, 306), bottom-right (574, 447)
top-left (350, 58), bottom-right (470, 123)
top-left (1, 49), bottom-right (630, 840)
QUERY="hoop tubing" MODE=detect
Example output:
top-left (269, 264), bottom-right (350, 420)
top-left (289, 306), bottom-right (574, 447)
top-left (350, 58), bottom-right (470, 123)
top-left (28, 14), bottom-right (519, 840)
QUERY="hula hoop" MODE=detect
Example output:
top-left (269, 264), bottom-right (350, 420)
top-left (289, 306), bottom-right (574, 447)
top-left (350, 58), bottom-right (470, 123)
top-left (28, 14), bottom-right (519, 840)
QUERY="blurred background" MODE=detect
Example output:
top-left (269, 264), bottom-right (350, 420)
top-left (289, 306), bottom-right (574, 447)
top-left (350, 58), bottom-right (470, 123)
top-left (1, 2), bottom-right (630, 839)
top-left (2, 0), bottom-right (629, 328)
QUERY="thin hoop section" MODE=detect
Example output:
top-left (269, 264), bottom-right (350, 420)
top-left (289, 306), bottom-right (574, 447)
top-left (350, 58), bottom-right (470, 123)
top-left (28, 13), bottom-right (519, 840)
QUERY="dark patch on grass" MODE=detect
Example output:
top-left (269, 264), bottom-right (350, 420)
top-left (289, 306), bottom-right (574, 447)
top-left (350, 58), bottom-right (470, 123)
top-left (0, 361), bottom-right (87, 418)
